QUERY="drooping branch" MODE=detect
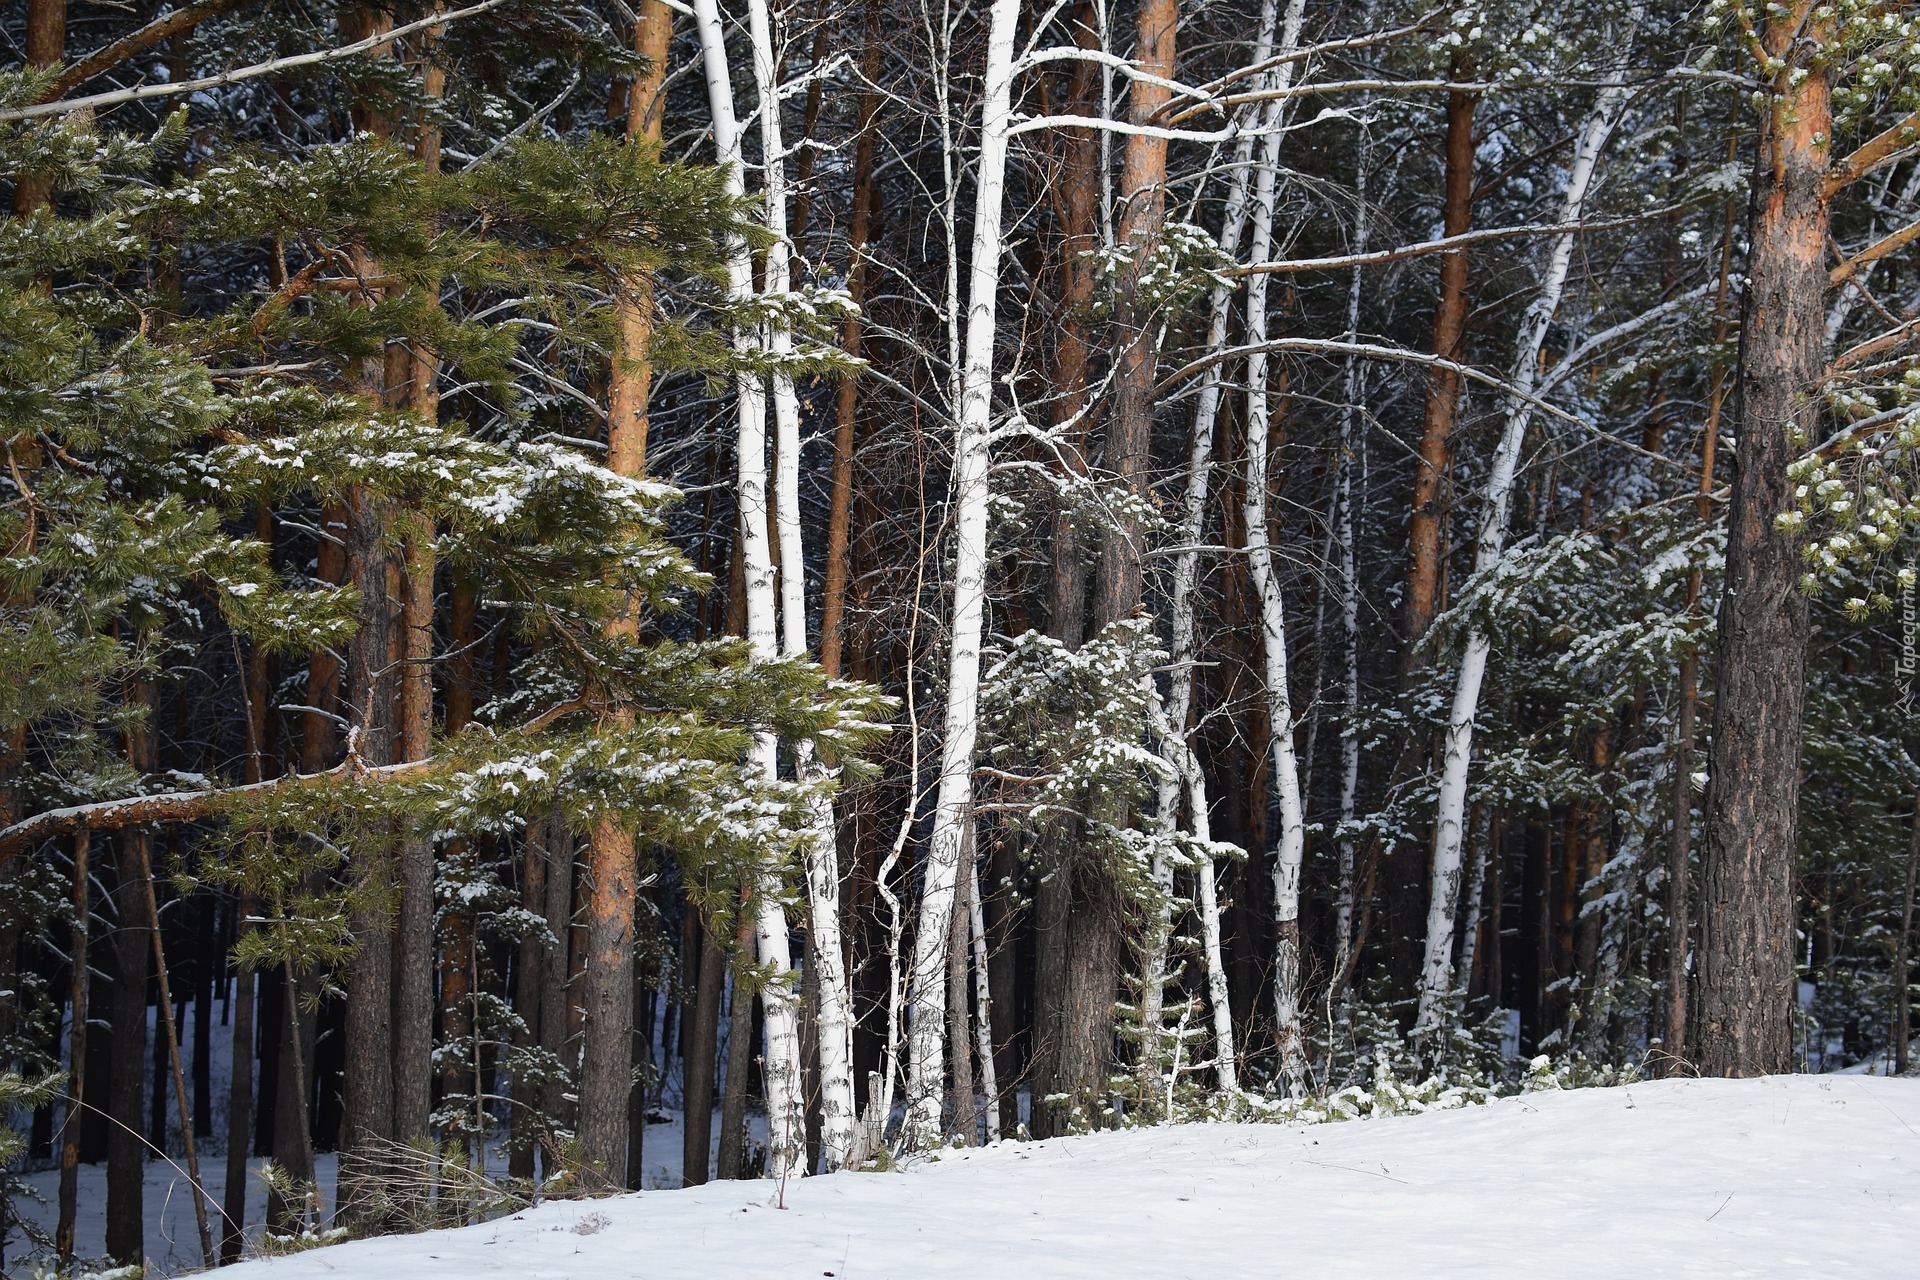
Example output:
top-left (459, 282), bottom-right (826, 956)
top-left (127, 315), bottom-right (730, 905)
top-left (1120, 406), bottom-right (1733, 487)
top-left (0, 695), bottom-right (587, 861)
top-left (0, 0), bottom-right (510, 123)
top-left (0, 757), bottom-right (439, 862)
top-left (42, 0), bottom-right (249, 103)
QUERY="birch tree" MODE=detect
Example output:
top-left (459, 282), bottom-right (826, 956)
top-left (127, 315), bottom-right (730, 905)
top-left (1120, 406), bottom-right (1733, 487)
top-left (692, 0), bottom-right (806, 1181)
top-left (1143, 0), bottom-right (1285, 1103)
top-left (902, 0), bottom-right (1021, 1149)
top-left (742, 0), bottom-right (860, 1172)
top-left (1413, 64), bottom-right (1633, 1041)
top-left (1239, 0), bottom-right (1310, 1093)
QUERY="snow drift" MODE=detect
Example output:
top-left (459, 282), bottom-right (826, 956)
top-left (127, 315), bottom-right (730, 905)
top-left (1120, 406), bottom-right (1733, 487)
top-left (208, 1075), bottom-right (1917, 1277)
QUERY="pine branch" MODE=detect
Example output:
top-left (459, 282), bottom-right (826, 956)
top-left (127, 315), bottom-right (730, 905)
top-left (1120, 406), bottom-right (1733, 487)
top-left (0, 698), bottom-right (587, 861)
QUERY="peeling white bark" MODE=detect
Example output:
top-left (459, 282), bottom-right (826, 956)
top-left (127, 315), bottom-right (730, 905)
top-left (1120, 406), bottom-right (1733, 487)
top-left (693, 0), bottom-right (804, 1184)
top-left (1240, 0), bottom-right (1310, 1095)
top-left (740, 0), bottom-right (860, 1175)
top-left (903, 0), bottom-right (1021, 1149)
top-left (1414, 78), bottom-right (1631, 1040)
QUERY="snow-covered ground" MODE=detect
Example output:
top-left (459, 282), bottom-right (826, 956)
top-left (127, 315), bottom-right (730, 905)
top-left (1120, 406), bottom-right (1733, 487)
top-left (193, 1075), bottom-right (1915, 1278)
top-left (16, 1108), bottom-right (762, 1274)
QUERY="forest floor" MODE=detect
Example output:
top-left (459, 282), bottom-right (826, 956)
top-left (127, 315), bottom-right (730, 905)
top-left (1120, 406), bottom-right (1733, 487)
top-left (172, 1074), bottom-right (1919, 1278)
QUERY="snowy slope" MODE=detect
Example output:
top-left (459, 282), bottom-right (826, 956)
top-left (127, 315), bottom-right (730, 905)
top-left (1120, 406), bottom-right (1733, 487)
top-left (212, 1076), bottom-right (1917, 1278)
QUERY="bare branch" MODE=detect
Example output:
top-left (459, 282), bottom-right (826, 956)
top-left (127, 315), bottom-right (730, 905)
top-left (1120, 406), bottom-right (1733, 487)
top-left (1827, 110), bottom-right (1920, 196)
top-left (1229, 203), bottom-right (1706, 277)
top-left (43, 0), bottom-right (249, 102)
top-left (1830, 216), bottom-right (1920, 286)
top-left (1160, 336), bottom-right (1688, 470)
top-left (0, 0), bottom-right (512, 124)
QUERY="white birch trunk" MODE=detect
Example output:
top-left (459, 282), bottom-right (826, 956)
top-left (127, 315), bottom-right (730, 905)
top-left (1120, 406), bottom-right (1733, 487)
top-left (742, 0), bottom-right (860, 1174)
top-left (902, 0), bottom-right (1021, 1148)
top-left (1332, 124), bottom-right (1370, 1018)
top-left (1141, 0), bottom-right (1276, 1104)
top-left (968, 851), bottom-right (1000, 1141)
top-left (1240, 0), bottom-right (1310, 1094)
top-left (1456, 806), bottom-right (1490, 993)
top-left (693, 0), bottom-right (804, 1184)
top-left (1413, 79), bottom-right (1631, 1039)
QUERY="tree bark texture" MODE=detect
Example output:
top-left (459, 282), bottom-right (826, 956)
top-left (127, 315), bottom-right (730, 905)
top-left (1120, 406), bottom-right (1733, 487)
top-left (1693, 21), bottom-right (1827, 1078)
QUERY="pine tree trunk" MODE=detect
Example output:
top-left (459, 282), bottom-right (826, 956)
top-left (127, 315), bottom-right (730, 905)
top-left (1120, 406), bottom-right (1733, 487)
top-left (388, 11), bottom-right (447, 1155)
top-left (1028, 0), bottom-right (1104, 1141)
top-left (819, 0), bottom-right (882, 680)
top-left (578, 813), bottom-right (638, 1185)
top-left (1691, 16), bottom-right (1828, 1078)
top-left (681, 926), bottom-right (723, 1185)
top-left (1404, 63), bottom-right (1477, 651)
top-left (10, 0), bottom-right (65, 216)
top-left (1113, 0), bottom-right (1179, 1104)
top-left (1043, 0), bottom-right (1102, 652)
top-left (338, 484), bottom-right (398, 1222)
top-left (392, 508), bottom-right (436, 1147)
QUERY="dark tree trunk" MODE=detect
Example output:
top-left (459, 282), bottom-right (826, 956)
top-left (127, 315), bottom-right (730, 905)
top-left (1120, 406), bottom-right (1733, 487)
top-left (510, 819), bottom-right (547, 1180)
top-left (1894, 792), bottom-right (1918, 1075)
top-left (106, 831), bottom-right (150, 1267)
top-left (627, 945), bottom-right (653, 1190)
top-left (1692, 25), bottom-right (1827, 1078)
top-left (578, 815), bottom-right (637, 1185)
top-left (946, 851), bottom-right (976, 1145)
top-left (1405, 62), bottom-right (1477, 652)
top-left (266, 963), bottom-right (318, 1231)
top-left (150, 959), bottom-right (170, 1150)
top-left (538, 814), bottom-right (577, 1175)
top-left (1042, 0), bottom-right (1101, 652)
top-left (1031, 864), bottom-right (1124, 1137)
top-left (391, 513), bottom-right (437, 1148)
top-left (716, 920), bottom-right (753, 1178)
top-left (338, 485), bottom-right (398, 1221)
top-left (10, 0), bottom-right (65, 216)
top-left (985, 832), bottom-right (1021, 1138)
top-left (193, 891), bottom-right (215, 1140)
top-left (221, 899), bottom-right (255, 1263)
top-left (681, 924), bottom-right (723, 1186)
top-left (55, 830), bottom-right (87, 1264)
